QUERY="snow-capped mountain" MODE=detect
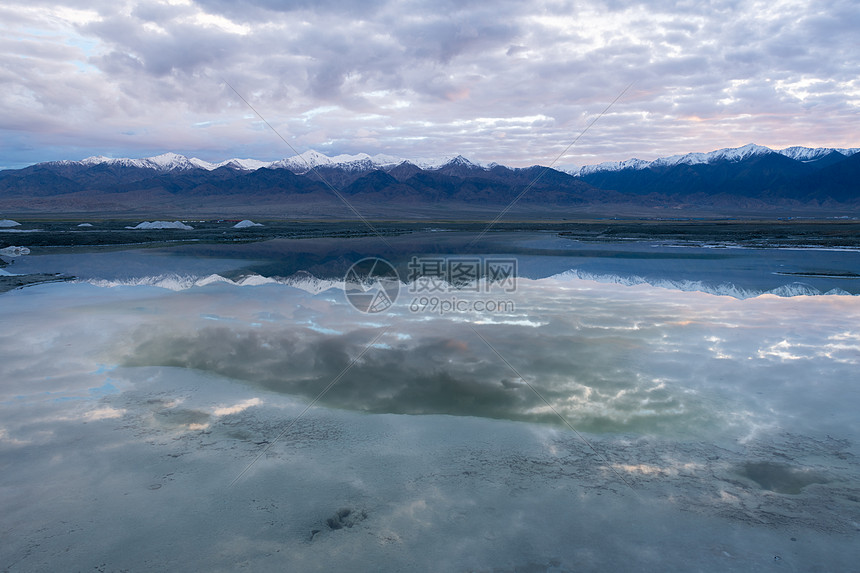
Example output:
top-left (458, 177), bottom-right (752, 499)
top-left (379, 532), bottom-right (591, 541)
top-left (4, 142), bottom-right (860, 215)
top-left (412, 154), bottom-right (486, 170)
top-left (269, 151), bottom-right (406, 173)
top-left (62, 152), bottom-right (215, 172)
top-left (573, 158), bottom-right (652, 176)
top-left (60, 152), bottom-right (264, 172)
top-left (775, 146), bottom-right (859, 162)
top-left (572, 143), bottom-right (859, 176)
top-left (214, 158), bottom-right (272, 171)
top-left (653, 143), bottom-right (772, 168)
top-left (39, 143), bottom-right (860, 178)
top-left (438, 155), bottom-right (480, 168)
top-left (52, 150), bottom-right (484, 174)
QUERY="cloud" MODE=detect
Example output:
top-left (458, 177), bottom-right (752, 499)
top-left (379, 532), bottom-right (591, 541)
top-left (0, 0), bottom-right (858, 169)
top-left (3, 264), bottom-right (858, 443)
top-left (88, 275), bottom-right (856, 439)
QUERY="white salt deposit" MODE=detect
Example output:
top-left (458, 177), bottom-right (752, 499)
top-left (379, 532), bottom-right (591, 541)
top-left (233, 219), bottom-right (264, 228)
top-left (125, 221), bottom-right (194, 230)
top-left (0, 246), bottom-right (30, 257)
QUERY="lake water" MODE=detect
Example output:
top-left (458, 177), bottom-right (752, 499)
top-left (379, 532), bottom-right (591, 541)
top-left (1, 230), bottom-right (859, 571)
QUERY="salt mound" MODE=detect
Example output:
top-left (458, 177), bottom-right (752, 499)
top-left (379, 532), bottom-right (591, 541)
top-left (126, 221), bottom-right (194, 230)
top-left (0, 246), bottom-right (30, 257)
top-left (233, 220), bottom-right (263, 228)
top-left (77, 223), bottom-right (94, 227)
top-left (0, 219), bottom-right (21, 228)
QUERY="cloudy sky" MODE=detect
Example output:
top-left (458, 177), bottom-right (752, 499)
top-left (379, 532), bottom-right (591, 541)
top-left (2, 0), bottom-right (858, 169)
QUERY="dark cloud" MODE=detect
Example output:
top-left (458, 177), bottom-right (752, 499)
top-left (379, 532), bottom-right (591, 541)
top-left (120, 315), bottom-right (721, 435)
top-left (83, 11), bottom-right (240, 78)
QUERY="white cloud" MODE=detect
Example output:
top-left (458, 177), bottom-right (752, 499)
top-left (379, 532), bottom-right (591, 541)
top-left (213, 397), bottom-right (262, 416)
top-left (83, 406), bottom-right (126, 421)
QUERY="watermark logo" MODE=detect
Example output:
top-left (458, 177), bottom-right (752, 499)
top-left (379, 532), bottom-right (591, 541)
top-left (344, 257), bottom-right (401, 313)
top-left (406, 256), bottom-right (517, 315)
top-left (406, 256), bottom-right (517, 294)
top-left (344, 256), bottom-right (518, 315)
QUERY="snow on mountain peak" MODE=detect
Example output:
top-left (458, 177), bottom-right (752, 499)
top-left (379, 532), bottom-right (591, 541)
top-left (776, 146), bottom-right (858, 162)
top-left (148, 152), bottom-right (186, 164)
top-left (446, 155), bottom-right (475, 166)
top-left (269, 150), bottom-right (337, 172)
top-left (269, 151), bottom-right (406, 172)
top-left (651, 143), bottom-right (771, 168)
top-left (576, 157), bottom-right (651, 176)
top-left (214, 158), bottom-right (271, 171)
top-left (79, 155), bottom-right (113, 166)
top-left (68, 153), bottom-right (212, 171)
top-left (406, 154), bottom-right (485, 169)
top-left (569, 144), bottom-right (859, 176)
top-left (73, 156), bottom-right (147, 169)
top-left (146, 152), bottom-right (210, 171)
top-left (51, 150), bottom-right (414, 174)
top-left (37, 144), bottom-right (860, 178)
top-left (778, 146), bottom-right (832, 162)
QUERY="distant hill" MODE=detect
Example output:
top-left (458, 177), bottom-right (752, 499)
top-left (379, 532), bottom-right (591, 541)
top-left (1, 145), bottom-right (858, 217)
top-left (575, 144), bottom-right (860, 208)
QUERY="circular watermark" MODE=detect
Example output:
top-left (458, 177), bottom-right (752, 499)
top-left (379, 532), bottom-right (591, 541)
top-left (343, 257), bottom-right (401, 313)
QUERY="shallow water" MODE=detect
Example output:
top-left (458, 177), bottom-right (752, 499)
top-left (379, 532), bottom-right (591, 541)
top-left (7, 230), bottom-right (860, 296)
top-left (737, 462), bottom-right (830, 495)
top-left (1, 232), bottom-right (859, 571)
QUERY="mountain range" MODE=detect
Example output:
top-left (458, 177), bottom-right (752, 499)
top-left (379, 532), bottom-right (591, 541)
top-left (1, 144), bottom-right (858, 217)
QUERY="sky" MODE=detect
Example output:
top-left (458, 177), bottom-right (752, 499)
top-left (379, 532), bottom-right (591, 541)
top-left (2, 0), bottom-right (859, 170)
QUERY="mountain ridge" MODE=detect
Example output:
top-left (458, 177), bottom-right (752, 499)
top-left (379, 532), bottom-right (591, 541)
top-left (573, 144), bottom-right (859, 176)
top-left (2, 144), bottom-right (858, 216)
top-left (35, 143), bottom-right (860, 177)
